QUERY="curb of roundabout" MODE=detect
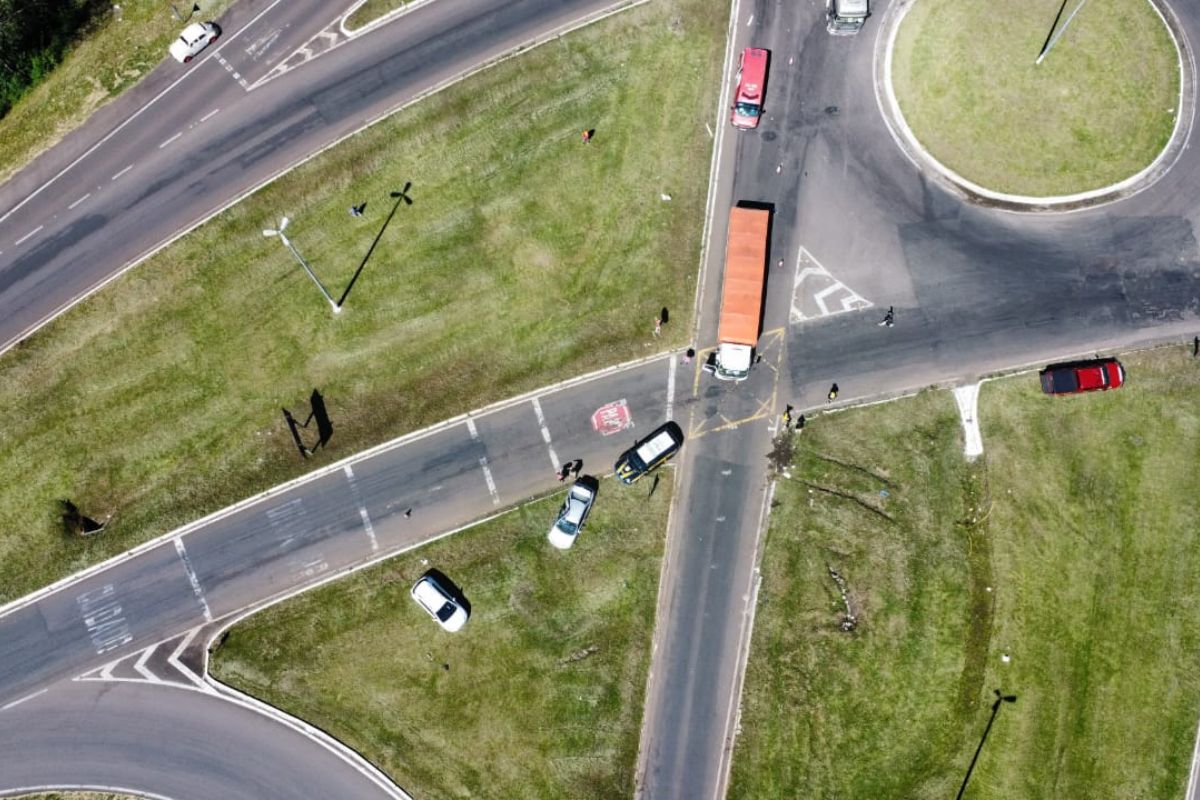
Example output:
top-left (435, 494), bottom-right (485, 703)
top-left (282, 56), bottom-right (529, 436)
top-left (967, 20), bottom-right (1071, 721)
top-left (872, 0), bottom-right (1197, 213)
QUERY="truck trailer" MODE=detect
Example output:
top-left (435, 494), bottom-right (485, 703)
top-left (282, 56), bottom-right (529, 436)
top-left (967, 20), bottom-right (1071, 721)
top-left (713, 206), bottom-right (769, 381)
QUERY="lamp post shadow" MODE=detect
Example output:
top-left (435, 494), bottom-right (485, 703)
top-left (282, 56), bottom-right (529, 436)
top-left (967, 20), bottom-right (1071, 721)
top-left (956, 689), bottom-right (1017, 800)
top-left (336, 182), bottom-right (413, 310)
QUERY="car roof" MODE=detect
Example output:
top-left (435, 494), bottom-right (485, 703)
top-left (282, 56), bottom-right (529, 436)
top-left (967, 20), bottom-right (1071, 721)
top-left (836, 0), bottom-right (868, 12)
top-left (412, 576), bottom-right (450, 608)
top-left (634, 422), bottom-right (683, 463)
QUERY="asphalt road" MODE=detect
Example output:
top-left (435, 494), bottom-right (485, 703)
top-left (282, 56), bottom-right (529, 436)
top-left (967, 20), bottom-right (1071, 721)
top-left (0, 0), bottom-right (626, 352)
top-left (2, 0), bottom-right (1200, 798)
top-left (636, 0), bottom-right (1200, 798)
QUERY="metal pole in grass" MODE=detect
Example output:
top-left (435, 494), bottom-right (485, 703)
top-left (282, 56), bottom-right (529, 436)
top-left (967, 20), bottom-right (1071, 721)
top-left (262, 217), bottom-right (341, 314)
top-left (1036, 0), bottom-right (1092, 64)
top-left (334, 182), bottom-right (414, 310)
top-left (955, 689), bottom-right (1017, 800)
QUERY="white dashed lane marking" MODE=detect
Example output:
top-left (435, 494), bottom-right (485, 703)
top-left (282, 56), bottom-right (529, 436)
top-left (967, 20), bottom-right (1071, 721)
top-left (159, 132), bottom-right (182, 149)
top-left (110, 165), bottom-right (133, 181)
top-left (342, 464), bottom-right (379, 552)
top-left (199, 108), bottom-right (220, 122)
top-left (13, 226), bottom-right (42, 246)
top-left (67, 193), bottom-right (91, 210)
top-left (531, 397), bottom-right (560, 470)
top-left (174, 538), bottom-right (213, 622)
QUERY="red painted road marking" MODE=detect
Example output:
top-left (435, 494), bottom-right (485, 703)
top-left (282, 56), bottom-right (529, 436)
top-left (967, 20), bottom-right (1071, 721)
top-left (592, 399), bottom-right (633, 436)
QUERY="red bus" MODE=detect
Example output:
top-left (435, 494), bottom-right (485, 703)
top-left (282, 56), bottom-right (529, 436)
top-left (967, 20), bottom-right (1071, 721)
top-left (730, 48), bottom-right (769, 129)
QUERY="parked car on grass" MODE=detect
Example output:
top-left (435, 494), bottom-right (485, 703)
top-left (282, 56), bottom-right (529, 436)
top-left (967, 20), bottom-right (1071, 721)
top-left (615, 421), bottom-right (684, 484)
top-left (1039, 359), bottom-right (1125, 396)
top-left (548, 479), bottom-right (597, 550)
top-left (170, 22), bottom-right (221, 63)
top-left (411, 572), bottom-right (468, 632)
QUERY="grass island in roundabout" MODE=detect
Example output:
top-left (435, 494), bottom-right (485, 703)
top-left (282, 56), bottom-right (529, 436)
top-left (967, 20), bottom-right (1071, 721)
top-left (890, 0), bottom-right (1181, 199)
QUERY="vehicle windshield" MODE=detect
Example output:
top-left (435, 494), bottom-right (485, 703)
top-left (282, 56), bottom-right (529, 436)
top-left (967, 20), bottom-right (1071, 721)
top-left (735, 102), bottom-right (761, 119)
top-left (435, 601), bottom-right (456, 622)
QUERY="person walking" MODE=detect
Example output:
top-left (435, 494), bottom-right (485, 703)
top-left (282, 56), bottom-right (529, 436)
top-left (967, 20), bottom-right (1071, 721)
top-left (827, 383), bottom-right (839, 403)
top-left (781, 404), bottom-right (793, 428)
top-left (878, 306), bottom-right (894, 327)
top-left (682, 348), bottom-right (694, 365)
top-left (581, 129), bottom-right (592, 144)
top-left (796, 413), bottom-right (806, 432)
top-left (653, 317), bottom-right (662, 337)
top-left (558, 464), bottom-right (571, 482)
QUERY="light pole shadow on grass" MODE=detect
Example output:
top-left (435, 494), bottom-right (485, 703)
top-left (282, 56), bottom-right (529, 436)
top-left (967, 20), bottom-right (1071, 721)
top-left (335, 183), bottom-right (414, 310)
top-left (956, 689), bottom-right (1017, 800)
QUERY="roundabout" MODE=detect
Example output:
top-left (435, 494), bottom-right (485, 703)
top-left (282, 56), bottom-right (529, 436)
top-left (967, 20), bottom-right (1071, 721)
top-left (877, 0), bottom-right (1193, 209)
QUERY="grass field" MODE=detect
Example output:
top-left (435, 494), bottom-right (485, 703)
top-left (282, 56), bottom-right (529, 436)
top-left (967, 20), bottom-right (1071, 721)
top-left (729, 346), bottom-right (1200, 799)
top-left (0, 0), bottom-right (237, 185)
top-left (0, 0), bottom-right (723, 605)
top-left (212, 477), bottom-right (671, 799)
top-left (891, 0), bottom-right (1179, 197)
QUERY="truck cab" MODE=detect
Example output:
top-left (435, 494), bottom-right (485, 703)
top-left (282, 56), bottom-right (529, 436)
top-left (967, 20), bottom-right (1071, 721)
top-left (827, 0), bottom-right (868, 35)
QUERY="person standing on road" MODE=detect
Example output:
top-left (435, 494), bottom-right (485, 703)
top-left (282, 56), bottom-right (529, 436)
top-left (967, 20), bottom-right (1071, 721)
top-left (827, 383), bottom-right (839, 403)
top-left (558, 464), bottom-right (571, 482)
top-left (878, 306), bottom-right (894, 327)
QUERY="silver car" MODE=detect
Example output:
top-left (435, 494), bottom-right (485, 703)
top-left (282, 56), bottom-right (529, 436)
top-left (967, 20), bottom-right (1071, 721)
top-left (548, 480), bottom-right (596, 550)
top-left (410, 572), bottom-right (468, 632)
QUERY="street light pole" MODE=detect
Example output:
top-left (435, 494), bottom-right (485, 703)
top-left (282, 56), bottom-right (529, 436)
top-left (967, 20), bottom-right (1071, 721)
top-left (262, 217), bottom-right (341, 314)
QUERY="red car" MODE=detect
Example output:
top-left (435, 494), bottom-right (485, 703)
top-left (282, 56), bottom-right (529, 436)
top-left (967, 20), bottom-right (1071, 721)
top-left (1039, 359), bottom-right (1125, 395)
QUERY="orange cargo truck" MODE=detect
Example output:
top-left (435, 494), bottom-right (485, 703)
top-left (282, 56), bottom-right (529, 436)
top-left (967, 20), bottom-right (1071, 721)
top-left (714, 206), bottom-right (770, 381)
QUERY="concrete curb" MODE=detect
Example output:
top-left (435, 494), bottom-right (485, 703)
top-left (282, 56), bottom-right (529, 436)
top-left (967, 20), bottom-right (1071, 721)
top-left (873, 0), bottom-right (1195, 213)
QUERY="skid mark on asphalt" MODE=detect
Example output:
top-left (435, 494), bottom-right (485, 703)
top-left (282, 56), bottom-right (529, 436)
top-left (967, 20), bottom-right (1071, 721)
top-left (76, 626), bottom-right (212, 693)
top-left (791, 246), bottom-right (872, 322)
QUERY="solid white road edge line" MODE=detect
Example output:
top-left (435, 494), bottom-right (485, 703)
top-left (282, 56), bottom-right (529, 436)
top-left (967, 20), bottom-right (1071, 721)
top-left (0, 688), bottom-right (47, 711)
top-left (712, 478), bottom-right (775, 800)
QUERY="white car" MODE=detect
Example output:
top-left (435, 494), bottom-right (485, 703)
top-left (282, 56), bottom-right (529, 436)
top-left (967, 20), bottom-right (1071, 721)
top-left (169, 22), bottom-right (221, 63)
top-left (410, 573), bottom-right (468, 632)
top-left (548, 479), bottom-right (596, 550)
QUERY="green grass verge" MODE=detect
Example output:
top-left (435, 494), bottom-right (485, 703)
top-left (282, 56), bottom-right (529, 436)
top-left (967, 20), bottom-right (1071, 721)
top-left (0, 0), bottom-right (237, 185)
top-left (345, 0), bottom-right (409, 32)
top-left (891, 0), bottom-right (1179, 196)
top-left (0, 0), bottom-right (723, 605)
top-left (13, 794), bottom-right (133, 800)
top-left (729, 346), bottom-right (1200, 799)
top-left (212, 477), bottom-right (671, 799)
